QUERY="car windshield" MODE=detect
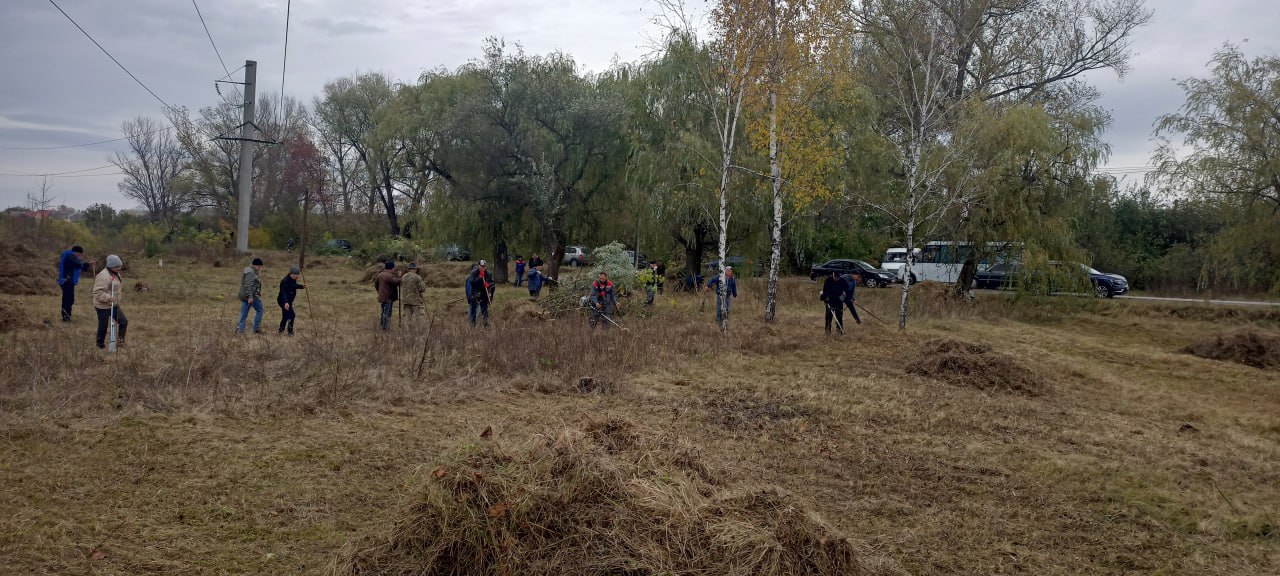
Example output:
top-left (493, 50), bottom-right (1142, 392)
top-left (883, 252), bottom-right (906, 262)
top-left (852, 260), bottom-right (874, 270)
top-left (1083, 265), bottom-right (1102, 275)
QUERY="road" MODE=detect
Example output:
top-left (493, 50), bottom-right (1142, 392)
top-left (1114, 294), bottom-right (1280, 307)
top-left (965, 288), bottom-right (1280, 307)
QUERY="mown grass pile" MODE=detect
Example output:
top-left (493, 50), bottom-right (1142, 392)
top-left (329, 417), bottom-right (865, 576)
top-left (905, 337), bottom-right (1045, 395)
top-left (1182, 328), bottom-right (1280, 370)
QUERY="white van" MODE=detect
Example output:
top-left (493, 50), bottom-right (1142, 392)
top-left (879, 248), bottom-right (919, 282)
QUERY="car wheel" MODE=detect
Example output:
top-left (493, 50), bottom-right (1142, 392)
top-left (905, 273), bottom-right (917, 286)
top-left (865, 277), bottom-right (880, 288)
top-left (569, 259), bottom-right (580, 267)
top-left (1094, 283), bottom-right (1112, 299)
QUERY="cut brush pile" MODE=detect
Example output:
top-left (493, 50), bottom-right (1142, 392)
top-left (906, 338), bottom-right (1045, 395)
top-left (328, 417), bottom-right (865, 576)
top-left (1182, 328), bottom-right (1280, 370)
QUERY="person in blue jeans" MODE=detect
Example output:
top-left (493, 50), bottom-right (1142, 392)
top-left (513, 256), bottom-right (526, 287)
top-left (705, 266), bottom-right (737, 323)
top-left (237, 258), bottom-right (265, 334)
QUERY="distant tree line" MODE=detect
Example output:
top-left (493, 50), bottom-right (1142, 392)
top-left (99, 0), bottom-right (1280, 327)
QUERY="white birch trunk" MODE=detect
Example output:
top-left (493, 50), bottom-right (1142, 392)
top-left (765, 85), bottom-right (782, 323)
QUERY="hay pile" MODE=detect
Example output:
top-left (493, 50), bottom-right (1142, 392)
top-left (906, 338), bottom-right (1044, 395)
top-left (329, 418), bottom-right (865, 576)
top-left (0, 300), bottom-right (28, 333)
top-left (0, 244), bottom-right (57, 296)
top-left (1182, 328), bottom-right (1280, 370)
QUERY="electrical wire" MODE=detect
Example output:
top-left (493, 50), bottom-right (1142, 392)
top-left (47, 0), bottom-right (173, 111)
top-left (278, 0), bottom-right (292, 128)
top-left (0, 127), bottom-right (173, 151)
top-left (0, 163), bottom-right (119, 177)
top-left (192, 0), bottom-right (232, 79)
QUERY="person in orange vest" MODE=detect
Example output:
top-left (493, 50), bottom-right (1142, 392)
top-left (465, 259), bottom-right (496, 327)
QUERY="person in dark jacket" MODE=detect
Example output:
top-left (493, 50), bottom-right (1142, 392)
top-left (237, 258), bottom-right (265, 334)
top-left (705, 267), bottom-right (737, 322)
top-left (527, 264), bottom-right (545, 298)
top-left (465, 260), bottom-right (495, 327)
top-left (588, 271), bottom-right (618, 330)
top-left (375, 261), bottom-right (401, 331)
top-left (839, 272), bottom-right (862, 325)
top-left (277, 266), bottom-right (306, 335)
top-left (820, 271), bottom-right (847, 335)
top-left (513, 256), bottom-right (526, 287)
top-left (57, 245), bottom-right (95, 321)
top-left (529, 254), bottom-right (544, 270)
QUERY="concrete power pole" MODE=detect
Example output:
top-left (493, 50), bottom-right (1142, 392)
top-left (235, 60), bottom-right (257, 253)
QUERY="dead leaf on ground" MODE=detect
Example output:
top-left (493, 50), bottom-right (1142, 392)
top-left (431, 467), bottom-right (447, 479)
top-left (480, 425), bottom-right (493, 438)
top-left (89, 549), bottom-right (108, 560)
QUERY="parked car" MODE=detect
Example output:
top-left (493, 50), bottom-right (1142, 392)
top-left (563, 245), bottom-right (590, 267)
top-left (974, 261), bottom-right (1129, 298)
top-left (808, 259), bottom-right (896, 288)
top-left (623, 250), bottom-right (649, 268)
top-left (324, 238), bottom-right (353, 252)
top-left (435, 244), bottom-right (471, 261)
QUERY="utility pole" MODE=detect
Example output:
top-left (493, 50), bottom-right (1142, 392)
top-left (235, 60), bottom-right (257, 253)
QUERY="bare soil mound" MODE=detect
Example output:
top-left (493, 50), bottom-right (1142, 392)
top-left (1182, 328), bottom-right (1280, 370)
top-left (329, 418), bottom-right (865, 576)
top-left (0, 244), bottom-right (57, 296)
top-left (906, 338), bottom-right (1044, 395)
top-left (0, 300), bottom-right (29, 333)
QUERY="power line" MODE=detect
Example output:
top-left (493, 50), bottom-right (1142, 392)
top-left (47, 0), bottom-right (173, 111)
top-left (279, 0), bottom-right (293, 125)
top-left (0, 126), bottom-right (174, 151)
top-left (0, 171), bottom-right (124, 179)
top-left (0, 163), bottom-right (119, 177)
top-left (192, 0), bottom-right (232, 79)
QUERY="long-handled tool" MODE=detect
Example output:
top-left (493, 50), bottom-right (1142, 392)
top-left (397, 285), bottom-right (403, 328)
top-left (824, 301), bottom-right (844, 334)
top-left (589, 305), bottom-right (625, 330)
top-left (855, 301), bottom-right (886, 324)
top-left (107, 275), bottom-right (118, 353)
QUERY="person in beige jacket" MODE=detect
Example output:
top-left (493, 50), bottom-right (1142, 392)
top-left (400, 262), bottom-right (427, 319)
top-left (92, 254), bottom-right (127, 348)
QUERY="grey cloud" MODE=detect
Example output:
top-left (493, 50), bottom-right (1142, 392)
top-left (305, 16), bottom-right (386, 36)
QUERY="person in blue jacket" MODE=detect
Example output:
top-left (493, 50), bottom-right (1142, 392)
top-left (465, 260), bottom-right (496, 327)
top-left (820, 270), bottom-right (847, 335)
top-left (57, 245), bottom-right (95, 321)
top-left (527, 264), bottom-right (545, 298)
top-left (839, 272), bottom-right (862, 325)
top-left (705, 266), bottom-right (738, 322)
top-left (513, 256), bottom-right (527, 287)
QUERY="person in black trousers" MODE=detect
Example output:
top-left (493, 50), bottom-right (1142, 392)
top-left (820, 271), bottom-right (847, 335)
top-left (839, 273), bottom-right (862, 325)
top-left (57, 245), bottom-right (95, 321)
top-left (277, 266), bottom-right (306, 335)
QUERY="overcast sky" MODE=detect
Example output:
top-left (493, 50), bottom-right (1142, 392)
top-left (0, 0), bottom-right (1276, 210)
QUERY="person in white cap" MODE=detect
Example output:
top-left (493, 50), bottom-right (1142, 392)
top-left (92, 255), bottom-right (127, 348)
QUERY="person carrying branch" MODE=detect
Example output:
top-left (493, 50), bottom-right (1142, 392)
top-left (588, 270), bottom-right (618, 330)
top-left (839, 272), bottom-right (862, 326)
top-left (400, 262), bottom-right (426, 321)
top-left (820, 270), bottom-right (847, 335)
top-left (92, 255), bottom-right (127, 349)
top-left (375, 261), bottom-right (402, 331)
top-left (277, 266), bottom-right (306, 336)
top-left (465, 259), bottom-right (495, 327)
top-left (58, 245), bottom-right (95, 322)
top-left (639, 260), bottom-right (664, 306)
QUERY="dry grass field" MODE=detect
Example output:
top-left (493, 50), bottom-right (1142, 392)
top-left (1, 251), bottom-right (1277, 575)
